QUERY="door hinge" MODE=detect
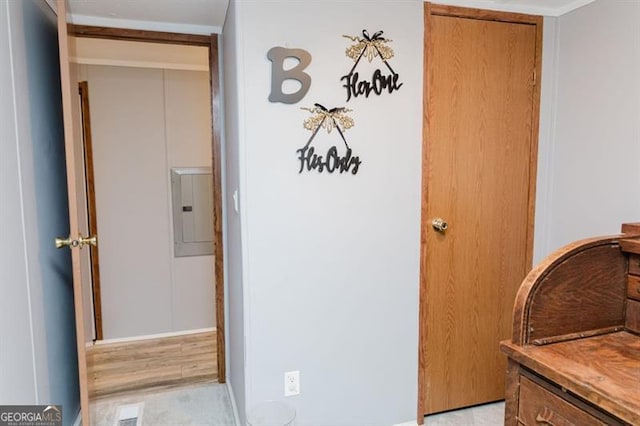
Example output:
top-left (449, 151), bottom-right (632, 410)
top-left (532, 69), bottom-right (537, 86)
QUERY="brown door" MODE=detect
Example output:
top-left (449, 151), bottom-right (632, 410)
top-left (55, 0), bottom-right (91, 424)
top-left (419, 5), bottom-right (543, 417)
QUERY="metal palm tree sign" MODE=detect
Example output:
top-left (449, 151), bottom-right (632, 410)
top-left (341, 30), bottom-right (403, 102)
top-left (297, 103), bottom-right (362, 174)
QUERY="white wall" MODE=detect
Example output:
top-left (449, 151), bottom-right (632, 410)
top-left (1, 0), bottom-right (80, 420)
top-left (534, 0), bottom-right (640, 258)
top-left (165, 69), bottom-right (217, 332)
top-left (224, 1), bottom-right (423, 424)
top-left (532, 16), bottom-right (559, 265)
top-left (83, 64), bottom-right (215, 339)
top-left (70, 37), bottom-right (209, 71)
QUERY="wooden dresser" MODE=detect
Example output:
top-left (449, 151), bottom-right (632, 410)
top-left (500, 223), bottom-right (640, 425)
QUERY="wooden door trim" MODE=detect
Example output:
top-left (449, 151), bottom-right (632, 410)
top-left (417, 3), bottom-right (543, 423)
top-left (68, 26), bottom-right (226, 384)
top-left (78, 81), bottom-right (103, 341)
top-left (417, 2), bottom-right (434, 422)
top-left (56, 2), bottom-right (90, 424)
top-left (429, 3), bottom-right (543, 25)
top-left (68, 24), bottom-right (211, 46)
top-left (209, 34), bottom-right (226, 384)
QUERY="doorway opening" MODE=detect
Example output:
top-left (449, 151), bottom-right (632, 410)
top-left (67, 26), bottom-right (225, 399)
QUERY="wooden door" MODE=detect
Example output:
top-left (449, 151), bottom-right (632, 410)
top-left (419, 4), bottom-right (543, 417)
top-left (56, 0), bottom-right (91, 424)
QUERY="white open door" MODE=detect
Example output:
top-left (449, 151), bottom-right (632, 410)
top-left (55, 0), bottom-right (91, 423)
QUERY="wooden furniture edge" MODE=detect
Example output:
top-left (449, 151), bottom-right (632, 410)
top-left (504, 358), bottom-right (521, 425)
top-left (620, 237), bottom-right (640, 255)
top-left (499, 337), bottom-right (640, 425)
top-left (511, 235), bottom-right (625, 344)
top-left (621, 222), bottom-right (640, 235)
top-left (518, 369), bottom-right (627, 426)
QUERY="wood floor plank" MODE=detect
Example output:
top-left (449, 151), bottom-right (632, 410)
top-left (87, 330), bottom-right (217, 397)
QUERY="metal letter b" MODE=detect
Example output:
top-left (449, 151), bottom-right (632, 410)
top-left (267, 47), bottom-right (312, 104)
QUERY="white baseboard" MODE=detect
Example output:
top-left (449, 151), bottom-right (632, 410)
top-left (90, 327), bottom-right (216, 346)
top-left (392, 421), bottom-right (419, 426)
top-left (225, 381), bottom-right (241, 426)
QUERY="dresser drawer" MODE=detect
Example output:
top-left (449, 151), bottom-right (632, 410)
top-left (628, 275), bottom-right (640, 301)
top-left (518, 376), bottom-right (606, 426)
top-left (629, 255), bottom-right (640, 276)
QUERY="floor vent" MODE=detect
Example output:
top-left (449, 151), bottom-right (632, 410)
top-left (115, 403), bottom-right (144, 426)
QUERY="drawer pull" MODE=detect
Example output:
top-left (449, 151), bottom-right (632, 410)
top-left (536, 406), bottom-right (575, 426)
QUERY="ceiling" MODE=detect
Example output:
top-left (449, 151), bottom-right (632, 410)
top-left (60, 0), bottom-right (596, 35)
top-left (66, 0), bottom-right (229, 35)
top-left (429, 0), bottom-right (596, 16)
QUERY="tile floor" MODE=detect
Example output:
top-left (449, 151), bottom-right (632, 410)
top-left (424, 401), bottom-right (505, 425)
top-left (90, 381), bottom-right (236, 426)
top-left (91, 382), bottom-right (504, 426)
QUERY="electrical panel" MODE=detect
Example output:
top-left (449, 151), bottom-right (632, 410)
top-left (171, 167), bottom-right (214, 257)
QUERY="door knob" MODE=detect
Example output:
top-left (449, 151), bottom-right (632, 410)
top-left (432, 218), bottom-right (448, 233)
top-left (78, 235), bottom-right (98, 247)
top-left (55, 234), bottom-right (97, 249)
top-left (55, 236), bottom-right (78, 249)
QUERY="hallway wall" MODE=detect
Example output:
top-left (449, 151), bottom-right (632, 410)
top-left (77, 64), bottom-right (215, 339)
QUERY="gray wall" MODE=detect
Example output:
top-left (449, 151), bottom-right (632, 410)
top-left (223, 1), bottom-right (423, 424)
top-left (221, 0), bottom-right (247, 423)
top-left (79, 64), bottom-right (215, 340)
top-left (0, 0), bottom-right (79, 423)
top-left (535, 0), bottom-right (640, 257)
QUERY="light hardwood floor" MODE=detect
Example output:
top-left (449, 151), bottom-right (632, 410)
top-left (87, 330), bottom-right (217, 398)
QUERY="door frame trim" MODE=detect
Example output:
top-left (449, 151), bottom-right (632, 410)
top-left (78, 81), bottom-right (103, 341)
top-left (68, 25), bottom-right (211, 46)
top-left (418, 3), bottom-right (543, 423)
top-left (67, 24), bottom-right (227, 383)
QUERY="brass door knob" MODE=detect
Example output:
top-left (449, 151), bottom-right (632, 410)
top-left (55, 234), bottom-right (97, 249)
top-left (79, 235), bottom-right (98, 247)
top-left (55, 236), bottom-right (79, 249)
top-left (432, 218), bottom-right (448, 233)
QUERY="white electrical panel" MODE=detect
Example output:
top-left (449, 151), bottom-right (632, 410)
top-left (171, 167), bottom-right (214, 257)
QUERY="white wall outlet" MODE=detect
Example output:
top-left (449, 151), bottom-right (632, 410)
top-left (284, 370), bottom-right (300, 396)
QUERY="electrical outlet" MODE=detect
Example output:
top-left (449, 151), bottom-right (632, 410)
top-left (284, 370), bottom-right (300, 396)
